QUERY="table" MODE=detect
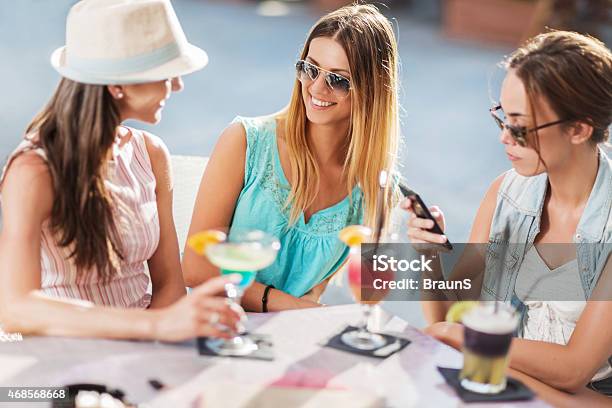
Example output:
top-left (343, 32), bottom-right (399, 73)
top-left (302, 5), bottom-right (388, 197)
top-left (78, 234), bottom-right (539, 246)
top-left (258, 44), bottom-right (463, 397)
top-left (0, 305), bottom-right (557, 407)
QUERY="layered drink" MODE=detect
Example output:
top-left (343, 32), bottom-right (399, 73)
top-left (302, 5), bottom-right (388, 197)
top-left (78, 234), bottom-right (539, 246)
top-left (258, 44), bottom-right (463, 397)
top-left (460, 303), bottom-right (519, 394)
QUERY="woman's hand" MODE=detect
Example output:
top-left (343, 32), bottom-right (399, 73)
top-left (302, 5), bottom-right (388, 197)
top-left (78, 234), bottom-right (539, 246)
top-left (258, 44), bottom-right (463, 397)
top-left (152, 275), bottom-right (245, 342)
top-left (400, 198), bottom-right (448, 246)
top-left (424, 321), bottom-right (464, 350)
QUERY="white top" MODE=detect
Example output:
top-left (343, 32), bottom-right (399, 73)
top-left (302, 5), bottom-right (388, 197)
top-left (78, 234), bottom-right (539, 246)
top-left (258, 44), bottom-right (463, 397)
top-left (516, 247), bottom-right (612, 381)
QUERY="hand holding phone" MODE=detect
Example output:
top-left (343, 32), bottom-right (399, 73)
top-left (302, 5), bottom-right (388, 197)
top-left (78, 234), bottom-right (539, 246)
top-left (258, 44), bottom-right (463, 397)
top-left (399, 183), bottom-right (452, 250)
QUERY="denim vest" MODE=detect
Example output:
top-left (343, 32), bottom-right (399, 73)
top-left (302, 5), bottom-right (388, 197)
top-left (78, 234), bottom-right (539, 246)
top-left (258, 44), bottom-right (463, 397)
top-left (482, 148), bottom-right (612, 313)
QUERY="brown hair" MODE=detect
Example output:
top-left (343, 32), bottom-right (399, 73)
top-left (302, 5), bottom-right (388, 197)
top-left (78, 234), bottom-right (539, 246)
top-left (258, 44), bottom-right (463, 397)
top-left (505, 30), bottom-right (612, 148)
top-left (26, 78), bottom-right (124, 279)
top-left (281, 3), bottom-right (401, 228)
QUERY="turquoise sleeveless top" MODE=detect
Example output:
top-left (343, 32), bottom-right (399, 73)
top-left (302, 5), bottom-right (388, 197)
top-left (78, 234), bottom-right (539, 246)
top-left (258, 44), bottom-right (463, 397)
top-left (228, 115), bottom-right (363, 297)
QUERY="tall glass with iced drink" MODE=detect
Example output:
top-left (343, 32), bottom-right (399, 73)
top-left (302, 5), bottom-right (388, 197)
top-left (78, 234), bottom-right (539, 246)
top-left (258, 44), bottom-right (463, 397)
top-left (460, 303), bottom-right (519, 394)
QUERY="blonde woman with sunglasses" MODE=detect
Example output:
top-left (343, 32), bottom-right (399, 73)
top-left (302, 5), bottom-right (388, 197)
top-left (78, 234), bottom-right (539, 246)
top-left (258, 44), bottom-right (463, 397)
top-left (405, 31), bottom-right (612, 397)
top-left (183, 4), bottom-right (401, 312)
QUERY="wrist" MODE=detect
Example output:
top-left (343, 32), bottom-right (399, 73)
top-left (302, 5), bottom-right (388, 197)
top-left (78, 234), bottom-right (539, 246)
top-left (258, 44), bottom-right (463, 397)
top-left (262, 285), bottom-right (275, 312)
top-left (147, 310), bottom-right (162, 340)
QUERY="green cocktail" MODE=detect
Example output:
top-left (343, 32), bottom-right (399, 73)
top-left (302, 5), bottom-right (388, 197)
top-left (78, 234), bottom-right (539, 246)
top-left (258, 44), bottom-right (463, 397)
top-left (206, 242), bottom-right (278, 293)
top-left (204, 230), bottom-right (280, 356)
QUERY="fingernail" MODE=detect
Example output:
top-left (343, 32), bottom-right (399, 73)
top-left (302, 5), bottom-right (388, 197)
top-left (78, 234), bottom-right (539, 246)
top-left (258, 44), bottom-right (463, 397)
top-left (440, 235), bottom-right (447, 243)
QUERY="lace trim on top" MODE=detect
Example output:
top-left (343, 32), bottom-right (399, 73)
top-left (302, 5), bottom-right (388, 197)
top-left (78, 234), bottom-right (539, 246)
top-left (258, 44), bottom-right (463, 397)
top-left (242, 115), bottom-right (362, 235)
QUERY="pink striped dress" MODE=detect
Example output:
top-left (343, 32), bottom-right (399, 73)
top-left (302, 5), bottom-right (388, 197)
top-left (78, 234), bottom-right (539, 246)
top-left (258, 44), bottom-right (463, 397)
top-left (0, 127), bottom-right (159, 308)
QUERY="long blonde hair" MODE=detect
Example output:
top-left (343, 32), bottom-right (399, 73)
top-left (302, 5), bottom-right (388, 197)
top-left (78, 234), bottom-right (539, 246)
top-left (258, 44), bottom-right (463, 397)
top-left (280, 4), bottom-right (401, 228)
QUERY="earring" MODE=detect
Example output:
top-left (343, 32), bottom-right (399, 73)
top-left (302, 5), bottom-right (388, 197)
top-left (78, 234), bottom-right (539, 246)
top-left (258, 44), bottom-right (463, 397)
top-left (117, 92), bottom-right (124, 99)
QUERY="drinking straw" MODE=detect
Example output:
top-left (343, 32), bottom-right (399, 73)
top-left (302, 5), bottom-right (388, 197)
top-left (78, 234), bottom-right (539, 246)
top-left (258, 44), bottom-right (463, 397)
top-left (493, 242), bottom-right (508, 314)
top-left (373, 170), bottom-right (388, 252)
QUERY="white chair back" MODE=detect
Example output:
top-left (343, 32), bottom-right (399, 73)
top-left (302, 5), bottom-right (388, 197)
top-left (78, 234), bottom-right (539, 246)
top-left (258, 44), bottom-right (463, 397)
top-left (171, 155), bottom-right (208, 255)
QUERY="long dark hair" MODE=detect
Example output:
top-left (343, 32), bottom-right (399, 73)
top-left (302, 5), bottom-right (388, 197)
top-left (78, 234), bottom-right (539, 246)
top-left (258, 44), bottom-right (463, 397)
top-left (26, 78), bottom-right (124, 279)
top-left (505, 30), bottom-right (612, 155)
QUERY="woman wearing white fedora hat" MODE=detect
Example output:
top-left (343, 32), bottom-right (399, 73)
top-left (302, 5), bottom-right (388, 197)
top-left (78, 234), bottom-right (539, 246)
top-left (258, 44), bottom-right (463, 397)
top-left (0, 0), bottom-right (244, 341)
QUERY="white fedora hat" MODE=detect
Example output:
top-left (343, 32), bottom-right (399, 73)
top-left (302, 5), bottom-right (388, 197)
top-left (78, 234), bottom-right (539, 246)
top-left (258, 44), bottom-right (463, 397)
top-left (51, 0), bottom-right (208, 85)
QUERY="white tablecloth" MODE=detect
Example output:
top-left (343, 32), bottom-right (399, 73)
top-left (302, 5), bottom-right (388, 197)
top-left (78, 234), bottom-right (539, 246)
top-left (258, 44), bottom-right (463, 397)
top-left (0, 305), bottom-right (548, 407)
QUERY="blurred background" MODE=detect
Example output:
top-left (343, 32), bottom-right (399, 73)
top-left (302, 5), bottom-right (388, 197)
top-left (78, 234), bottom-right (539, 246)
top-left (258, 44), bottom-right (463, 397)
top-left (0, 0), bottom-right (609, 326)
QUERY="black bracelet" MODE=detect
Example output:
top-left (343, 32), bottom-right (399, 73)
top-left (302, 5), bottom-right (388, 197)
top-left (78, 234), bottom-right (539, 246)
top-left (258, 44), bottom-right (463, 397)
top-left (262, 284), bottom-right (275, 313)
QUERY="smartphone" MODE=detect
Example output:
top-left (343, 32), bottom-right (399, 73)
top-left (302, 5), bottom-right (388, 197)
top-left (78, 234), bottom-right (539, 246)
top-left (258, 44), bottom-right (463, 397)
top-left (398, 183), bottom-right (453, 250)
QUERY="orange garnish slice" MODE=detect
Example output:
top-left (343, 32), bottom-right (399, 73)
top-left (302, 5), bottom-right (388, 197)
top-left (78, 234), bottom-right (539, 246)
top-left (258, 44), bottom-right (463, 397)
top-left (187, 230), bottom-right (227, 255)
top-left (339, 225), bottom-right (372, 247)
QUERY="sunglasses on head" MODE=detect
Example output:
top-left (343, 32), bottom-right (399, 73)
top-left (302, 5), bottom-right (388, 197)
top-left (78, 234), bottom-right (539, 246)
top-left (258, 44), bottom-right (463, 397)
top-left (489, 104), bottom-right (569, 147)
top-left (295, 60), bottom-right (351, 98)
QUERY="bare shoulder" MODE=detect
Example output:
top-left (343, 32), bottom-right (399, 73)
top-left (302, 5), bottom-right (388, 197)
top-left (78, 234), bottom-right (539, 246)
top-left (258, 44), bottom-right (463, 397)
top-left (187, 121), bottom-right (249, 241)
top-left (140, 130), bottom-right (172, 192)
top-left (206, 122), bottom-right (247, 173)
top-left (483, 172), bottom-right (506, 206)
top-left (1, 151), bottom-right (53, 221)
top-left (469, 172), bottom-right (507, 243)
top-left (140, 130), bottom-right (171, 167)
top-left (3, 151), bottom-right (52, 192)
top-left (215, 121), bottom-right (247, 152)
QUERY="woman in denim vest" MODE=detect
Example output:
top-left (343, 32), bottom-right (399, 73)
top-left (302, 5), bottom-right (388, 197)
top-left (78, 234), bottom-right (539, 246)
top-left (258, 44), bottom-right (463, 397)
top-left (405, 31), bottom-right (611, 396)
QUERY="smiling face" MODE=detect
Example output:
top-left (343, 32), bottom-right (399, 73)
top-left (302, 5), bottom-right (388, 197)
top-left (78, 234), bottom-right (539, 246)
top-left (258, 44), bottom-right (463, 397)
top-left (301, 37), bottom-right (352, 126)
top-left (109, 76), bottom-right (184, 124)
top-left (498, 69), bottom-right (575, 176)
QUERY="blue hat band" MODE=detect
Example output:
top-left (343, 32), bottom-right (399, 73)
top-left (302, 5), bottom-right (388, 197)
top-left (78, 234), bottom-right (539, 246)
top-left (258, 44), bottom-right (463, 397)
top-left (66, 41), bottom-right (182, 76)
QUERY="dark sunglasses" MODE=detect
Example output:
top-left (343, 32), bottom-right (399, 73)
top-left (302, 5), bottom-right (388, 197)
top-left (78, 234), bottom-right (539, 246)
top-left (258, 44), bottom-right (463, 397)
top-left (295, 60), bottom-right (351, 98)
top-left (490, 105), bottom-right (569, 147)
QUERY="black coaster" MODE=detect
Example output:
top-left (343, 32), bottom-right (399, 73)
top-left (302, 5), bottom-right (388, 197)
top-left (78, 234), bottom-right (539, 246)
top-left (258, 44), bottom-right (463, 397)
top-left (197, 333), bottom-right (274, 361)
top-left (437, 367), bottom-right (535, 403)
top-left (323, 325), bottom-right (411, 359)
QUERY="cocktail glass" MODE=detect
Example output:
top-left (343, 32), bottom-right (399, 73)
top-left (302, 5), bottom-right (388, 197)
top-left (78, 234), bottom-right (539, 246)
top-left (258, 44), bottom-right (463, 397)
top-left (204, 230), bottom-right (280, 356)
top-left (339, 225), bottom-right (394, 350)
